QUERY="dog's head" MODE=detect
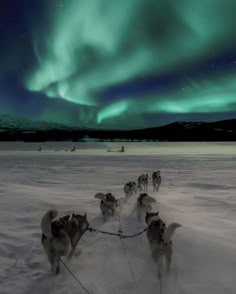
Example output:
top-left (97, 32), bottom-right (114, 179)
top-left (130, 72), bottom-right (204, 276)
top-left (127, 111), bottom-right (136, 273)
top-left (145, 211), bottom-right (160, 225)
top-left (104, 194), bottom-right (117, 210)
top-left (105, 193), bottom-right (116, 203)
top-left (146, 212), bottom-right (166, 240)
top-left (153, 170), bottom-right (160, 178)
top-left (72, 213), bottom-right (89, 231)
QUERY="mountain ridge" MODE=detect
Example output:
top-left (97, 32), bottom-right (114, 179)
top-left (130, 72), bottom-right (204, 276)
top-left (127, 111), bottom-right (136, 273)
top-left (0, 114), bottom-right (236, 141)
top-left (0, 114), bottom-right (75, 131)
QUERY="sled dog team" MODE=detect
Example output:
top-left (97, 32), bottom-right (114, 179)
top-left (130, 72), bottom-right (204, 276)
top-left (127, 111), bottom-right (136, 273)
top-left (41, 170), bottom-right (181, 276)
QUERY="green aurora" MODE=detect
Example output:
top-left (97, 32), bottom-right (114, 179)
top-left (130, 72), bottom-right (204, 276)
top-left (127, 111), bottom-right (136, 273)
top-left (1, 0), bottom-right (236, 129)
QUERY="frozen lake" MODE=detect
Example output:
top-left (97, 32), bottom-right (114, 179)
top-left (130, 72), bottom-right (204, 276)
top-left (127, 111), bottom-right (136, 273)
top-left (0, 142), bottom-right (235, 294)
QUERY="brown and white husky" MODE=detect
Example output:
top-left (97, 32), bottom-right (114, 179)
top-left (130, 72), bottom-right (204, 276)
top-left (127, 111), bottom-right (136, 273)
top-left (152, 171), bottom-right (162, 192)
top-left (124, 182), bottom-right (138, 197)
top-left (138, 174), bottom-right (148, 191)
top-left (94, 192), bottom-right (118, 221)
top-left (145, 211), bottom-right (181, 277)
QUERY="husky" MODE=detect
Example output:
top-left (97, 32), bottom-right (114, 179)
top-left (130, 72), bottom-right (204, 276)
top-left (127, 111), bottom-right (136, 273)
top-left (94, 192), bottom-right (118, 221)
top-left (41, 210), bottom-right (71, 274)
top-left (152, 171), bottom-right (161, 192)
top-left (124, 182), bottom-right (138, 197)
top-left (138, 174), bottom-right (148, 191)
top-left (145, 211), bottom-right (181, 277)
top-left (61, 213), bottom-right (89, 260)
top-left (59, 214), bottom-right (70, 223)
top-left (137, 193), bottom-right (156, 220)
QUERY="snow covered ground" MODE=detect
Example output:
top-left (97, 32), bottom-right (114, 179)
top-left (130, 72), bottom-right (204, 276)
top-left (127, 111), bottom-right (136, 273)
top-left (0, 142), bottom-right (235, 294)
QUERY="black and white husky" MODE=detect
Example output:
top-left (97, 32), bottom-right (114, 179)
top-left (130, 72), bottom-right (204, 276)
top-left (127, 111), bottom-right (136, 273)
top-left (94, 192), bottom-right (118, 221)
top-left (41, 210), bottom-right (89, 274)
top-left (152, 171), bottom-right (161, 192)
top-left (124, 182), bottom-right (138, 197)
top-left (60, 213), bottom-right (89, 260)
top-left (137, 193), bottom-right (156, 220)
top-left (138, 174), bottom-right (148, 191)
top-left (41, 210), bottom-right (71, 274)
top-left (145, 211), bottom-right (181, 277)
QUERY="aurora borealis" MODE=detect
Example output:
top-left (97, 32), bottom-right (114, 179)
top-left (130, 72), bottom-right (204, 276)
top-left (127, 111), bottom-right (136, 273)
top-left (1, 0), bottom-right (236, 129)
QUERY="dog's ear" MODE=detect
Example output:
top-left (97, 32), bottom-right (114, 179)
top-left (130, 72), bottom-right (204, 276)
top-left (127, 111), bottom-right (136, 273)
top-left (155, 211), bottom-right (159, 215)
top-left (83, 213), bottom-right (87, 219)
top-left (72, 213), bottom-right (75, 218)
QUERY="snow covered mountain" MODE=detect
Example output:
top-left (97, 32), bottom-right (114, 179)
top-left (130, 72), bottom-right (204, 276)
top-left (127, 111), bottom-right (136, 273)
top-left (0, 115), bottom-right (73, 131)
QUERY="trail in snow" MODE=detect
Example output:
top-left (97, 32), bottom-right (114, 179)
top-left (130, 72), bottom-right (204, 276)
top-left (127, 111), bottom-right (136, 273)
top-left (0, 142), bottom-right (235, 294)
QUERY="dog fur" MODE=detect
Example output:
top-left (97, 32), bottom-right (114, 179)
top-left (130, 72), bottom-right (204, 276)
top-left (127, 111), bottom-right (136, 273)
top-left (136, 193), bottom-right (156, 220)
top-left (61, 213), bottom-right (89, 260)
top-left (145, 211), bottom-right (181, 277)
top-left (138, 174), bottom-right (148, 191)
top-left (124, 182), bottom-right (138, 197)
top-left (94, 192), bottom-right (118, 221)
top-left (41, 210), bottom-right (71, 274)
top-left (152, 171), bottom-right (161, 192)
top-left (41, 210), bottom-right (89, 274)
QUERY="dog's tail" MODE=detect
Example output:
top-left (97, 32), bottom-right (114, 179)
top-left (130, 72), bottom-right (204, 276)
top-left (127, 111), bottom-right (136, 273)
top-left (94, 192), bottom-right (106, 201)
top-left (142, 196), bottom-right (156, 206)
top-left (41, 209), bottom-right (58, 238)
top-left (163, 222), bottom-right (181, 243)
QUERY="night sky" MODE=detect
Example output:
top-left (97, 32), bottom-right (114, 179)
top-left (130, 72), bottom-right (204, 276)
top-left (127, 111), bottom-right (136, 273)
top-left (1, 0), bottom-right (236, 129)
